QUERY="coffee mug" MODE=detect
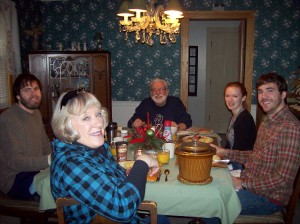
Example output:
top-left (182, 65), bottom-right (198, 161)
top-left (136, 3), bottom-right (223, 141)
top-left (162, 142), bottom-right (175, 159)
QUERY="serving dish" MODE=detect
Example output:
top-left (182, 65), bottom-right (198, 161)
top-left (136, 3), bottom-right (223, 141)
top-left (176, 141), bottom-right (215, 184)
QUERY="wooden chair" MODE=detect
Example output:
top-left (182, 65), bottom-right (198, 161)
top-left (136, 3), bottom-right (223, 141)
top-left (56, 197), bottom-right (157, 224)
top-left (234, 166), bottom-right (300, 224)
top-left (0, 107), bottom-right (8, 114)
top-left (0, 191), bottom-right (55, 224)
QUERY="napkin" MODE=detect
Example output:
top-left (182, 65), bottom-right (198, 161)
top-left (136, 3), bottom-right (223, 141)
top-left (230, 169), bottom-right (241, 177)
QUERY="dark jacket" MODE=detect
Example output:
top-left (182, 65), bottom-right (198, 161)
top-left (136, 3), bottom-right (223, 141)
top-left (225, 110), bottom-right (256, 150)
top-left (128, 96), bottom-right (192, 128)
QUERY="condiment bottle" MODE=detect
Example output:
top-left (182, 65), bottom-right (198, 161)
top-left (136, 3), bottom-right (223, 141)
top-left (115, 141), bottom-right (128, 162)
top-left (163, 120), bottom-right (172, 142)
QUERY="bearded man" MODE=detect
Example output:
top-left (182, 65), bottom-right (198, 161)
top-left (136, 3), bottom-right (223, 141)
top-left (0, 73), bottom-right (52, 199)
top-left (211, 73), bottom-right (300, 215)
top-left (128, 78), bottom-right (192, 131)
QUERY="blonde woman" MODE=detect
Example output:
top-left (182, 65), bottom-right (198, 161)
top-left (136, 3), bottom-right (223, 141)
top-left (50, 90), bottom-right (168, 223)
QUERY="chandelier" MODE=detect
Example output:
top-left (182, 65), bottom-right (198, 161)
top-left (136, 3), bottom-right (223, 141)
top-left (117, 0), bottom-right (184, 46)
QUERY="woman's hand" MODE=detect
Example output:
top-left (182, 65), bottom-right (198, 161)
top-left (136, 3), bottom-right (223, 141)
top-left (136, 154), bottom-right (159, 176)
top-left (210, 143), bottom-right (227, 158)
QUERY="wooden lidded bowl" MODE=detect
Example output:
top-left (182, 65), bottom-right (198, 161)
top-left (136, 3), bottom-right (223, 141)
top-left (176, 140), bottom-right (215, 184)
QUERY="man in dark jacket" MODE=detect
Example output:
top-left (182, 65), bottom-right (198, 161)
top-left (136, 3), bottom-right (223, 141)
top-left (128, 78), bottom-right (192, 131)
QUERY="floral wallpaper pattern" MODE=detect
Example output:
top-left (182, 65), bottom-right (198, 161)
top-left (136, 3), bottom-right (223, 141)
top-left (15, 0), bottom-right (300, 103)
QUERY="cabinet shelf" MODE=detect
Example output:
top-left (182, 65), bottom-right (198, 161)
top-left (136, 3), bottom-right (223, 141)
top-left (28, 51), bottom-right (112, 139)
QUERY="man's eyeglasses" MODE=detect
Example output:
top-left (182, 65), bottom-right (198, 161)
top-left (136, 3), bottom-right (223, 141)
top-left (60, 88), bottom-right (85, 109)
top-left (151, 88), bottom-right (168, 93)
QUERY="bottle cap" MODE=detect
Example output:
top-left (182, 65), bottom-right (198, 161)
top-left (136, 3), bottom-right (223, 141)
top-left (113, 137), bottom-right (123, 142)
top-left (107, 122), bottom-right (117, 129)
top-left (164, 120), bottom-right (171, 126)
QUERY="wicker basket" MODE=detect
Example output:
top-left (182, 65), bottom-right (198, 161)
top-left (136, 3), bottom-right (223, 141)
top-left (176, 140), bottom-right (215, 184)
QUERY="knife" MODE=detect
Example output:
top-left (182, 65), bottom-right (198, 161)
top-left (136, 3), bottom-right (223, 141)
top-left (213, 159), bottom-right (230, 163)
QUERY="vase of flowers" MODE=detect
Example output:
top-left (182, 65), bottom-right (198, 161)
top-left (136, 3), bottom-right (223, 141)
top-left (31, 37), bottom-right (39, 50)
top-left (24, 25), bottom-right (43, 50)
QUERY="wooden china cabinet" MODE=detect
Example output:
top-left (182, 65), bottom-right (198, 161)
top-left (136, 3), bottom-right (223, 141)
top-left (28, 51), bottom-right (112, 139)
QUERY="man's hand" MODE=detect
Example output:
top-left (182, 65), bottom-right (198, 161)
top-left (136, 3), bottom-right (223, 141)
top-left (232, 176), bottom-right (244, 191)
top-left (210, 144), bottom-right (226, 158)
top-left (132, 118), bottom-right (145, 128)
top-left (177, 123), bottom-right (187, 131)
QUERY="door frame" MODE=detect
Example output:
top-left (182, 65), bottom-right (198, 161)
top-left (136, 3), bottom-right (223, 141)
top-left (180, 11), bottom-right (255, 112)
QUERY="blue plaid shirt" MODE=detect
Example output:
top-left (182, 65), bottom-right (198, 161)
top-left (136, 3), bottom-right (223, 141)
top-left (51, 139), bottom-right (148, 223)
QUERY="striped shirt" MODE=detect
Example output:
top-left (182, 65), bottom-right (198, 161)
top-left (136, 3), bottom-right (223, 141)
top-left (227, 106), bottom-right (300, 206)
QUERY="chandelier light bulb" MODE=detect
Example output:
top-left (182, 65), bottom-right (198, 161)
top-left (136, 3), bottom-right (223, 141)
top-left (117, 0), bottom-right (184, 46)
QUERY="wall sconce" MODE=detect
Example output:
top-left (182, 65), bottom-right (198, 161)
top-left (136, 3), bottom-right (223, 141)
top-left (94, 32), bottom-right (103, 50)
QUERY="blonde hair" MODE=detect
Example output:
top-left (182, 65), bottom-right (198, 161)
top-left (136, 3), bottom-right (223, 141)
top-left (51, 91), bottom-right (108, 143)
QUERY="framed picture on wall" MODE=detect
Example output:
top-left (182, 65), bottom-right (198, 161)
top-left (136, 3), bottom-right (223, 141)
top-left (189, 66), bottom-right (196, 75)
top-left (189, 85), bottom-right (195, 93)
top-left (188, 46), bottom-right (198, 96)
top-left (189, 47), bottom-right (197, 57)
top-left (189, 76), bottom-right (195, 84)
top-left (190, 57), bottom-right (196, 66)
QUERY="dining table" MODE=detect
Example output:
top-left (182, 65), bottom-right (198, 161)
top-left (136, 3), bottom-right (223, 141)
top-left (33, 131), bottom-right (241, 224)
top-left (143, 158), bottom-right (241, 224)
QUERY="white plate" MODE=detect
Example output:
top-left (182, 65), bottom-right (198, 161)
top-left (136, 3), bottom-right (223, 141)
top-left (177, 131), bottom-right (195, 136)
top-left (187, 127), bottom-right (214, 135)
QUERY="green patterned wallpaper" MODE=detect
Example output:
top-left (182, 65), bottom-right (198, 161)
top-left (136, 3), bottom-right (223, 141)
top-left (15, 0), bottom-right (300, 103)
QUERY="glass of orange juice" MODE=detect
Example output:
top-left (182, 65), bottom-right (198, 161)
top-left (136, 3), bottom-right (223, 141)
top-left (110, 144), bottom-right (117, 157)
top-left (157, 150), bottom-right (170, 165)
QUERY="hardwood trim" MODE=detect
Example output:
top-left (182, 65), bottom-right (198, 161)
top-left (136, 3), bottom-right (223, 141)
top-left (180, 18), bottom-right (189, 109)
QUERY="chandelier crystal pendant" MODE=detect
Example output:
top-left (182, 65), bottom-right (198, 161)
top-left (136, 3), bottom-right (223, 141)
top-left (117, 0), bottom-right (184, 46)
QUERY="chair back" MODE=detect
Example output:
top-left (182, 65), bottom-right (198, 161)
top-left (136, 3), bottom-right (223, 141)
top-left (234, 165), bottom-right (300, 224)
top-left (0, 107), bottom-right (8, 114)
top-left (56, 197), bottom-right (157, 224)
top-left (284, 165), bottom-right (300, 223)
top-left (56, 197), bottom-right (79, 224)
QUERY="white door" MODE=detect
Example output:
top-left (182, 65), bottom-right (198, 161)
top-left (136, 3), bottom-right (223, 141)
top-left (205, 27), bottom-right (240, 134)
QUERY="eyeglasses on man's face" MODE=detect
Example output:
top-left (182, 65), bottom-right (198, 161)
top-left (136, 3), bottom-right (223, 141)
top-left (151, 88), bottom-right (168, 93)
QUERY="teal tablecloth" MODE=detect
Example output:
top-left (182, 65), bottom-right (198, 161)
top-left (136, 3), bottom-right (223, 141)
top-left (144, 158), bottom-right (241, 224)
top-left (34, 158), bottom-right (241, 224)
top-left (33, 167), bottom-right (56, 210)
